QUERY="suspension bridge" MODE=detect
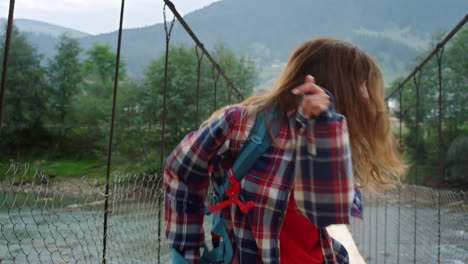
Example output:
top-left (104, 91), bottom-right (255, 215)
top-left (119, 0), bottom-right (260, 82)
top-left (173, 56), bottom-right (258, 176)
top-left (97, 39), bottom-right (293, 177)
top-left (0, 0), bottom-right (467, 263)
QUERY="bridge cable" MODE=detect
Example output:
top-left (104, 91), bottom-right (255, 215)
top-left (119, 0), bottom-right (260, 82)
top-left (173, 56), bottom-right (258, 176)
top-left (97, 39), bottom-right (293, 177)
top-left (435, 47), bottom-right (445, 180)
top-left (383, 190), bottom-right (387, 264)
top-left (435, 46), bottom-right (445, 264)
top-left (162, 0), bottom-right (244, 101)
top-left (399, 88), bottom-right (403, 146)
top-left (412, 70), bottom-right (422, 264)
top-left (375, 194), bottom-right (379, 262)
top-left (227, 80), bottom-right (232, 104)
top-left (386, 14), bottom-right (467, 100)
top-left (195, 46), bottom-right (204, 128)
top-left (0, 0), bottom-right (16, 136)
top-left (158, 4), bottom-right (176, 263)
top-left (396, 87), bottom-right (403, 264)
top-left (437, 191), bottom-right (441, 264)
top-left (212, 65), bottom-right (220, 111)
top-left (368, 192), bottom-right (371, 261)
top-left (102, 0), bottom-right (126, 263)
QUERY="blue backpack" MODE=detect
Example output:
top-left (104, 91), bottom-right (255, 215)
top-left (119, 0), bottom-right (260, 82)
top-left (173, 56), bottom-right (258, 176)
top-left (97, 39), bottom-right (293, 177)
top-left (172, 108), bottom-right (279, 264)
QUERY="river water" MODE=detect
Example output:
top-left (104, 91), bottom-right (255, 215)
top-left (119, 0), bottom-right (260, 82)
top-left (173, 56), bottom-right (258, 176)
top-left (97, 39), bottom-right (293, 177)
top-left (350, 205), bottom-right (468, 264)
top-left (0, 196), bottom-right (171, 264)
top-left (1, 196), bottom-right (467, 263)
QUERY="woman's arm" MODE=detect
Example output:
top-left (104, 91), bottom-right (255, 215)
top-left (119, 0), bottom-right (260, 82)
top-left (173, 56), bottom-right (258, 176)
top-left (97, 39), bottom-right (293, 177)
top-left (164, 106), bottom-right (244, 263)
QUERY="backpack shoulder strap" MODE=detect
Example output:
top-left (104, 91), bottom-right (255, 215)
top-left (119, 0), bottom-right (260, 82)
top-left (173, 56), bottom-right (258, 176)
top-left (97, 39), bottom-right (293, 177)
top-left (232, 107), bottom-right (277, 180)
top-left (215, 107), bottom-right (279, 196)
top-left (200, 107), bottom-right (279, 264)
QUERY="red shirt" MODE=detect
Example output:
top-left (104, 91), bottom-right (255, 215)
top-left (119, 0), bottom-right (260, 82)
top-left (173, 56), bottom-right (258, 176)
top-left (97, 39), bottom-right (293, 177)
top-left (279, 190), bottom-right (324, 264)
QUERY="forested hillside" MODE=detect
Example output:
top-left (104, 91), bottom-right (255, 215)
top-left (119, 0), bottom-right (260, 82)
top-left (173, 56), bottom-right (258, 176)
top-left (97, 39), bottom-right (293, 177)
top-left (2, 0), bottom-right (467, 86)
top-left (0, 26), bottom-right (256, 177)
top-left (0, 1), bottom-right (466, 185)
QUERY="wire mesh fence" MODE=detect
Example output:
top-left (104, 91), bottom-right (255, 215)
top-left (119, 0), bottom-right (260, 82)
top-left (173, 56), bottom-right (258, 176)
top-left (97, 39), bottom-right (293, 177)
top-left (350, 185), bottom-right (468, 264)
top-left (0, 161), bottom-right (170, 264)
top-left (2, 161), bottom-right (467, 264)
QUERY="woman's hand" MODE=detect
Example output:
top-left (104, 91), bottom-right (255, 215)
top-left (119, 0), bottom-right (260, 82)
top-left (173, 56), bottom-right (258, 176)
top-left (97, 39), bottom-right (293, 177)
top-left (291, 75), bottom-right (331, 118)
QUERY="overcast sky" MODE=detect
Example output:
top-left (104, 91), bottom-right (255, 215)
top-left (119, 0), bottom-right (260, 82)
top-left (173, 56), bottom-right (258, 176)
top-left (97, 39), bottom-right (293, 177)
top-left (1, 0), bottom-right (221, 35)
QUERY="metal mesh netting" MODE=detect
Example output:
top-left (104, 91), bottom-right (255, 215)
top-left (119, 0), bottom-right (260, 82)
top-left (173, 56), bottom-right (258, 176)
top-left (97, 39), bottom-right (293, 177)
top-left (350, 185), bottom-right (468, 264)
top-left (2, 161), bottom-right (467, 263)
top-left (0, 161), bottom-right (170, 264)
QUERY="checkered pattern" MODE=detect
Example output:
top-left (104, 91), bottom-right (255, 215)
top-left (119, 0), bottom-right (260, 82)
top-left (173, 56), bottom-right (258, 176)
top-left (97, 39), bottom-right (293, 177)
top-left (165, 105), bottom-right (362, 264)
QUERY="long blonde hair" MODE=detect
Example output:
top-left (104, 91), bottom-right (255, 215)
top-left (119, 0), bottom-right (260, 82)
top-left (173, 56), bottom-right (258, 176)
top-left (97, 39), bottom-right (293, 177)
top-left (204, 37), bottom-right (406, 189)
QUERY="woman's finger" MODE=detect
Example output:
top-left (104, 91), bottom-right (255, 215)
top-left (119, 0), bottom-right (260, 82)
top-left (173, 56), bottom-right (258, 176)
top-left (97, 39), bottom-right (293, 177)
top-left (301, 92), bottom-right (331, 117)
top-left (303, 96), bottom-right (330, 110)
top-left (290, 75), bottom-right (331, 117)
top-left (304, 75), bottom-right (315, 84)
top-left (291, 82), bottom-right (323, 95)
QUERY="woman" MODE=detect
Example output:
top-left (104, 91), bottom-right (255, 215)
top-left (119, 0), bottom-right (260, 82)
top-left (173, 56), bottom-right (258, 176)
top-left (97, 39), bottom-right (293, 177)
top-left (164, 37), bottom-right (405, 263)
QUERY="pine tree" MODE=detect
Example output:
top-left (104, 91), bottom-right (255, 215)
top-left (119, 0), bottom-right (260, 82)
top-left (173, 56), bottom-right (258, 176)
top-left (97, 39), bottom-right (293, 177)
top-left (0, 25), bottom-right (49, 156)
top-left (47, 34), bottom-right (83, 151)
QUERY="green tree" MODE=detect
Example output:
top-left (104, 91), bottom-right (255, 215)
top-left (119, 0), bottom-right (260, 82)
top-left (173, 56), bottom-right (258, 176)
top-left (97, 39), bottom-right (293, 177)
top-left (69, 42), bottom-right (127, 156)
top-left (83, 43), bottom-right (126, 85)
top-left (212, 42), bottom-right (257, 109)
top-left (441, 27), bottom-right (468, 186)
top-left (140, 43), bottom-right (257, 170)
top-left (0, 25), bottom-right (49, 157)
top-left (442, 27), bottom-right (467, 126)
top-left (390, 27), bottom-right (468, 186)
top-left (47, 34), bottom-right (83, 151)
top-left (113, 80), bottom-right (147, 159)
top-left (141, 44), bottom-right (198, 158)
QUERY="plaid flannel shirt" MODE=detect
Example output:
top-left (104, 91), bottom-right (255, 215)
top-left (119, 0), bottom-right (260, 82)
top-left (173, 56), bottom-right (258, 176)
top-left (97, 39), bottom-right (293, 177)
top-left (165, 105), bottom-right (363, 264)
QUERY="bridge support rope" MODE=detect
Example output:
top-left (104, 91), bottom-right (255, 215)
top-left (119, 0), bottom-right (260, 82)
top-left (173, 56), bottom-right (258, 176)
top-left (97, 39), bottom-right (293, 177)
top-left (102, 0), bottom-right (126, 263)
top-left (0, 0), bottom-right (16, 136)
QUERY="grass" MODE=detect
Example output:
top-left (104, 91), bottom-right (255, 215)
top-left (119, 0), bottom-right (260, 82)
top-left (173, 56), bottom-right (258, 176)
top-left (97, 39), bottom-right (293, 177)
top-left (40, 160), bottom-right (107, 179)
top-left (0, 159), bottom-right (108, 183)
top-left (0, 152), bottom-right (161, 184)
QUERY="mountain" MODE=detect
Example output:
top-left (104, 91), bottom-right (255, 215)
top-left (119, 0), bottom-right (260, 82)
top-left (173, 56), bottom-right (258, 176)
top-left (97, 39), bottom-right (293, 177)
top-left (0, 18), bottom-right (91, 38)
top-left (2, 0), bottom-right (467, 86)
top-left (0, 18), bottom-right (92, 65)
